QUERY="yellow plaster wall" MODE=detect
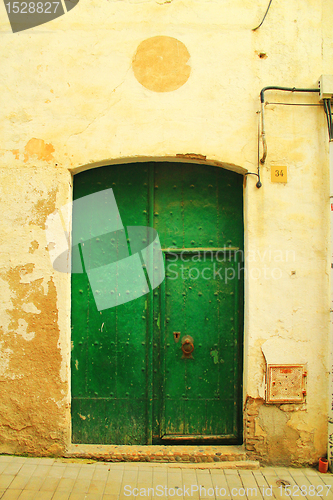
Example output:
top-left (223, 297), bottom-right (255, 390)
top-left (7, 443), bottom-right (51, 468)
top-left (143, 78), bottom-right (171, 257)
top-left (0, 0), bottom-right (332, 463)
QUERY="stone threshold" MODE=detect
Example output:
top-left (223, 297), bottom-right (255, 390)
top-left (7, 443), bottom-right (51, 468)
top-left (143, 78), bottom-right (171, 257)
top-left (66, 444), bottom-right (259, 468)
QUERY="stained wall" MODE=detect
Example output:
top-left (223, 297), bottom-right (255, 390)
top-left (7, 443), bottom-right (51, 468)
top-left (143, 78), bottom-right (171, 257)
top-left (0, 0), bottom-right (332, 463)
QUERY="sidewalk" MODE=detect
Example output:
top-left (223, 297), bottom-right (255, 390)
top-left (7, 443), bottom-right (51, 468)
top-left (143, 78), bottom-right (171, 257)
top-left (0, 454), bottom-right (332, 500)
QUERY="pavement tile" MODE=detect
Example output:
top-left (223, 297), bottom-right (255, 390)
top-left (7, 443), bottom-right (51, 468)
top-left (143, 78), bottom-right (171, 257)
top-left (303, 468), bottom-right (321, 477)
top-left (33, 491), bottom-right (54, 500)
top-left (52, 492), bottom-right (71, 500)
top-left (17, 465), bottom-right (37, 477)
top-left (17, 491), bottom-right (36, 500)
top-left (0, 465), bottom-right (9, 475)
top-left (0, 477), bottom-right (14, 490)
top-left (68, 494), bottom-right (84, 500)
top-left (88, 479), bottom-right (107, 494)
top-left (39, 477), bottom-right (60, 491)
top-left (1, 491), bottom-right (22, 500)
top-left (72, 478), bottom-right (92, 492)
top-left (224, 471), bottom-right (244, 500)
top-left (24, 476), bottom-right (45, 491)
top-left (62, 467), bottom-right (81, 479)
top-left (32, 465), bottom-right (52, 477)
top-left (252, 472), bottom-right (276, 499)
top-left (0, 457), bottom-right (14, 464)
top-left (84, 494), bottom-right (103, 500)
top-left (123, 465), bottom-right (139, 471)
top-left (7, 476), bottom-right (30, 491)
top-left (92, 469), bottom-right (109, 481)
top-left (238, 470), bottom-right (253, 475)
top-left (137, 469), bottom-right (153, 484)
top-left (136, 470), bottom-right (154, 500)
top-left (319, 475), bottom-right (333, 484)
top-left (288, 468), bottom-right (308, 476)
top-left (19, 459), bottom-right (43, 465)
top-left (261, 469), bottom-right (278, 477)
top-left (78, 467), bottom-right (96, 480)
top-left (288, 470), bottom-right (313, 500)
top-left (209, 469), bottom-right (226, 474)
top-left (104, 474), bottom-right (124, 495)
top-left (56, 478), bottom-right (75, 492)
top-left (47, 466), bottom-right (66, 479)
top-left (106, 469), bottom-right (124, 480)
top-left (239, 470), bottom-right (264, 500)
top-left (2, 465), bottom-right (23, 476)
top-left (168, 471), bottom-right (184, 500)
top-left (295, 470), bottom-right (333, 499)
top-left (196, 469), bottom-right (211, 499)
top-left (119, 470), bottom-right (138, 500)
top-left (271, 468), bottom-right (291, 475)
top-left (37, 459), bottom-right (55, 465)
top-left (81, 463), bottom-right (97, 470)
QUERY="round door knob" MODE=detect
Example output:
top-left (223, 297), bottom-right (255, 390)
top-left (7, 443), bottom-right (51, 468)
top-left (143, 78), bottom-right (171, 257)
top-left (181, 335), bottom-right (194, 358)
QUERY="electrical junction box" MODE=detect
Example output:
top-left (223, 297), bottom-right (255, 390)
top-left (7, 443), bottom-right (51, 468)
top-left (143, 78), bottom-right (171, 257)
top-left (318, 75), bottom-right (333, 101)
top-left (266, 364), bottom-right (307, 403)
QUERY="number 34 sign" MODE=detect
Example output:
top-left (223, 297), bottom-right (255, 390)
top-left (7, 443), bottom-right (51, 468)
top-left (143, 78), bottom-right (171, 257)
top-left (271, 166), bottom-right (288, 183)
top-left (4, 0), bottom-right (79, 33)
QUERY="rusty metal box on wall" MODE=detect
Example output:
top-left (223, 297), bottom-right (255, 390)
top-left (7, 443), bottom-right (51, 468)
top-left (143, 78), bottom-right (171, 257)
top-left (265, 364), bottom-right (307, 404)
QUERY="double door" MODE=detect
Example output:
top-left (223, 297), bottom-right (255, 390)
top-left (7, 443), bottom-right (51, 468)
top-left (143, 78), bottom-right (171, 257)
top-left (71, 161), bottom-right (243, 444)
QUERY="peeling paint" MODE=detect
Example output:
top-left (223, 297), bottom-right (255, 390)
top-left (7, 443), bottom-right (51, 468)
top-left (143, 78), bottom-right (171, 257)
top-left (210, 349), bottom-right (219, 364)
top-left (28, 188), bottom-right (58, 230)
top-left (24, 138), bottom-right (55, 163)
top-left (0, 265), bottom-right (68, 455)
top-left (0, 342), bottom-right (13, 379)
top-left (22, 303), bottom-right (41, 315)
top-left (16, 318), bottom-right (35, 341)
top-left (176, 153), bottom-right (207, 161)
top-left (29, 241), bottom-right (39, 254)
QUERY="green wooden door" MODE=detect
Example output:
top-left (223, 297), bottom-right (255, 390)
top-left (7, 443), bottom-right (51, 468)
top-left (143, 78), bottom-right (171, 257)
top-left (71, 162), bottom-right (243, 444)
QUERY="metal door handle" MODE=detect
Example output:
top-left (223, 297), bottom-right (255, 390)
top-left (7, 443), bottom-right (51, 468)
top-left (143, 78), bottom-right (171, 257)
top-left (181, 335), bottom-right (194, 358)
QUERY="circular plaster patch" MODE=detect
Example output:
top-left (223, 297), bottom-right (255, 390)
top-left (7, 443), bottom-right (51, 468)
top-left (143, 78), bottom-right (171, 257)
top-left (132, 36), bottom-right (191, 92)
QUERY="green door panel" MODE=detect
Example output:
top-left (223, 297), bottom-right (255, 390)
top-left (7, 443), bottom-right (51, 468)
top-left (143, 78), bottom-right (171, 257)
top-left (71, 162), bottom-right (243, 445)
top-left (71, 164), bottom-right (150, 444)
top-left (157, 251), bottom-right (241, 441)
top-left (153, 163), bottom-right (243, 249)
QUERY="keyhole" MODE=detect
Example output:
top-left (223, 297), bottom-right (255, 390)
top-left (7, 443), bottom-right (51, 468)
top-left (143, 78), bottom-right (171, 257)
top-left (173, 332), bottom-right (180, 343)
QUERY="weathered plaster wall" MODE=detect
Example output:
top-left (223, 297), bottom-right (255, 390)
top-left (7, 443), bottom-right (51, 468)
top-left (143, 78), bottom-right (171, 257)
top-left (0, 166), bottom-right (71, 454)
top-left (0, 0), bottom-right (332, 462)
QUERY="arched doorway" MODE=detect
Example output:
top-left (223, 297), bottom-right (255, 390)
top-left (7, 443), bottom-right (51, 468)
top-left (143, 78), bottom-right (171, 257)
top-left (71, 161), bottom-right (244, 445)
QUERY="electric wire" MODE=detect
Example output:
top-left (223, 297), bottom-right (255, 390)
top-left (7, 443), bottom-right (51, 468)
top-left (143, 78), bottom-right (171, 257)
top-left (256, 112), bottom-right (262, 187)
top-left (324, 99), bottom-right (333, 141)
top-left (252, 0), bottom-right (273, 31)
top-left (266, 102), bottom-right (323, 107)
top-left (244, 112), bottom-right (262, 188)
top-left (259, 86), bottom-right (320, 164)
top-left (328, 99), bottom-right (333, 140)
